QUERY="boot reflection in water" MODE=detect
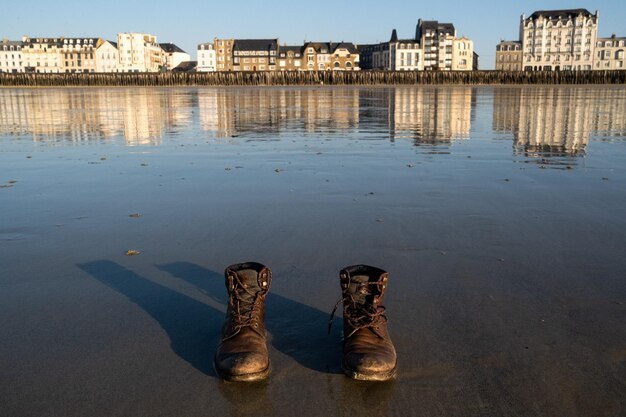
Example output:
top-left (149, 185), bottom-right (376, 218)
top-left (215, 262), bottom-right (271, 381)
top-left (329, 265), bottom-right (397, 381)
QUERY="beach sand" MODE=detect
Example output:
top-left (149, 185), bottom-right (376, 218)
top-left (1, 86), bottom-right (625, 416)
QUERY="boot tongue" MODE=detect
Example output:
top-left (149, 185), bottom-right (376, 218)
top-left (235, 269), bottom-right (262, 295)
top-left (348, 274), bottom-right (379, 305)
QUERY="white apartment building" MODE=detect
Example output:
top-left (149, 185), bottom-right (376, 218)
top-left (362, 22), bottom-right (472, 71)
top-left (521, 9), bottom-right (598, 71)
top-left (21, 36), bottom-right (64, 73)
top-left (595, 35), bottom-right (626, 70)
top-left (390, 39), bottom-right (423, 71)
top-left (117, 33), bottom-right (163, 72)
top-left (416, 20), bottom-right (456, 70)
top-left (0, 40), bottom-right (24, 73)
top-left (197, 42), bottom-right (216, 72)
top-left (159, 43), bottom-right (190, 70)
top-left (60, 38), bottom-right (101, 73)
top-left (96, 40), bottom-right (119, 73)
top-left (452, 37), bottom-right (474, 70)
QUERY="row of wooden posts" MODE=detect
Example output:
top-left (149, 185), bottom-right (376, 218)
top-left (1, 70), bottom-right (625, 87)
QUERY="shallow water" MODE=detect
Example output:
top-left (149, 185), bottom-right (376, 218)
top-left (1, 86), bottom-right (625, 416)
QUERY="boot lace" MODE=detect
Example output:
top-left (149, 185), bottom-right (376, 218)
top-left (328, 281), bottom-right (388, 339)
top-left (224, 274), bottom-right (263, 339)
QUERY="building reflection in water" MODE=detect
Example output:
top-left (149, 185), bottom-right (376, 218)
top-left (0, 88), bottom-right (194, 146)
top-left (493, 87), bottom-right (626, 162)
top-left (390, 87), bottom-right (473, 145)
top-left (198, 88), bottom-right (360, 138)
top-left (358, 87), bottom-right (474, 151)
top-left (4, 86), bottom-right (625, 155)
top-left (1, 86), bottom-right (476, 147)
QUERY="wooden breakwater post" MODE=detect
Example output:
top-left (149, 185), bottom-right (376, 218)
top-left (0, 70), bottom-right (625, 87)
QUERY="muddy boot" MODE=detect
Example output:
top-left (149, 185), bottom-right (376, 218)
top-left (214, 262), bottom-right (271, 381)
top-left (331, 265), bottom-right (397, 381)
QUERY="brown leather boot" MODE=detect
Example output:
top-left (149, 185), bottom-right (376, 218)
top-left (214, 262), bottom-right (271, 381)
top-left (332, 265), bottom-right (397, 381)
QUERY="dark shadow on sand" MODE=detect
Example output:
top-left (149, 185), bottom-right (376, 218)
top-left (156, 262), bottom-right (343, 374)
top-left (78, 260), bottom-right (223, 377)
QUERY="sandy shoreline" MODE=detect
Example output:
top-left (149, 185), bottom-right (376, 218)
top-left (1, 86), bottom-right (625, 416)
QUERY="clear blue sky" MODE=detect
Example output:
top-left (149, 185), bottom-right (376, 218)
top-left (2, 0), bottom-right (625, 69)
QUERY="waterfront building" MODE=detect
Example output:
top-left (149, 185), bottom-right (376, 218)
top-left (21, 36), bottom-right (64, 73)
top-left (60, 38), bottom-right (101, 73)
top-left (159, 43), bottom-right (190, 71)
top-left (521, 9), bottom-right (598, 71)
top-left (303, 42), bottom-right (331, 71)
top-left (452, 37), bottom-right (474, 70)
top-left (498, 9), bottom-right (600, 71)
top-left (359, 43), bottom-right (390, 70)
top-left (595, 35), bottom-right (626, 70)
top-left (495, 41), bottom-right (523, 70)
top-left (117, 33), bottom-right (163, 72)
top-left (95, 40), bottom-right (119, 73)
top-left (472, 51), bottom-right (480, 70)
top-left (301, 42), bottom-right (359, 71)
top-left (232, 39), bottom-right (278, 71)
top-left (360, 20), bottom-right (471, 71)
top-left (214, 38), bottom-right (234, 71)
top-left (197, 42), bottom-right (216, 72)
top-left (328, 42), bottom-right (359, 70)
top-left (367, 29), bottom-right (424, 71)
top-left (416, 20), bottom-right (456, 70)
top-left (277, 45), bottom-right (304, 70)
top-left (0, 40), bottom-right (24, 73)
top-left (389, 30), bottom-right (423, 71)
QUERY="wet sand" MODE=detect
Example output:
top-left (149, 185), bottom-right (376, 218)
top-left (1, 86), bottom-right (625, 416)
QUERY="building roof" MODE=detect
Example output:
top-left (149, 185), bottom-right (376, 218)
top-left (396, 39), bottom-right (419, 45)
top-left (159, 43), bottom-right (187, 54)
top-left (416, 20), bottom-right (456, 40)
top-left (496, 41), bottom-right (522, 51)
top-left (21, 37), bottom-right (64, 46)
top-left (1, 40), bottom-right (23, 47)
top-left (233, 39), bottom-right (278, 52)
top-left (172, 61), bottom-right (197, 72)
top-left (96, 40), bottom-right (118, 49)
top-left (305, 42), bottom-right (358, 54)
top-left (529, 9), bottom-right (595, 20)
top-left (330, 42), bottom-right (358, 54)
top-left (597, 36), bottom-right (626, 43)
top-left (304, 42), bottom-right (331, 53)
top-left (62, 37), bottom-right (100, 43)
top-left (278, 45), bottom-right (303, 56)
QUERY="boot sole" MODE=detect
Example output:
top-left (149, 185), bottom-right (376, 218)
top-left (214, 362), bottom-right (271, 382)
top-left (342, 363), bottom-right (397, 381)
